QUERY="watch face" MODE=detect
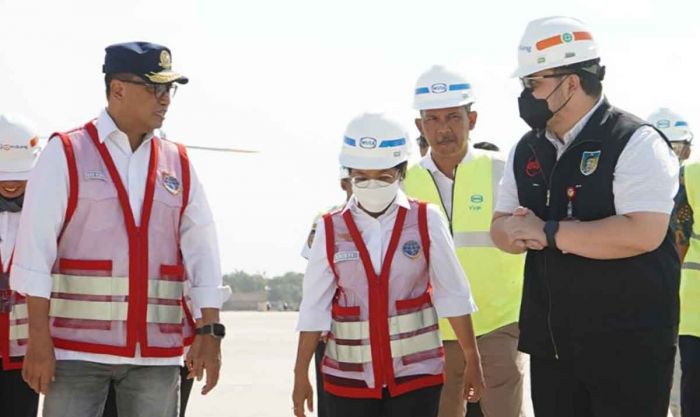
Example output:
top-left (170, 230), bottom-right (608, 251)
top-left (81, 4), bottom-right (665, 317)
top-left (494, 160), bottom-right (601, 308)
top-left (212, 323), bottom-right (226, 337)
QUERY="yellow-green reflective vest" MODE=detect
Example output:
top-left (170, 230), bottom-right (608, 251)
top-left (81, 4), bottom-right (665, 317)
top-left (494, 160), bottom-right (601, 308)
top-left (403, 153), bottom-right (524, 338)
top-left (680, 162), bottom-right (700, 337)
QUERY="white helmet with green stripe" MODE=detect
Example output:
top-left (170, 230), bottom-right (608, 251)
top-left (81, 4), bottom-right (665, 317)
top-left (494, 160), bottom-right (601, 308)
top-left (339, 113), bottom-right (409, 170)
top-left (413, 65), bottom-right (476, 111)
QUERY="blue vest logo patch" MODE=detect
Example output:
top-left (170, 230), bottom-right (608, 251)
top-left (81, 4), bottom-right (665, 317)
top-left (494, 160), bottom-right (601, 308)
top-left (402, 240), bottom-right (421, 259)
top-left (162, 172), bottom-right (181, 195)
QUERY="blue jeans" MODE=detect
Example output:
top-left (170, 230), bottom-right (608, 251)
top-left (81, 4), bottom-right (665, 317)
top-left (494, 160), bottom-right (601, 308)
top-left (43, 360), bottom-right (180, 417)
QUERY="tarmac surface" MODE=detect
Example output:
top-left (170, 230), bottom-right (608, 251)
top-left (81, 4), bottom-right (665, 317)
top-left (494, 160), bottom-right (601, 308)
top-left (186, 311), bottom-right (535, 417)
top-left (38, 311), bottom-right (676, 417)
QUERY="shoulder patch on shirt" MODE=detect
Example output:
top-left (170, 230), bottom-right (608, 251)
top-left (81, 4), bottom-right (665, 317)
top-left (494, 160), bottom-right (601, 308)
top-left (84, 170), bottom-right (107, 181)
top-left (334, 251), bottom-right (359, 263)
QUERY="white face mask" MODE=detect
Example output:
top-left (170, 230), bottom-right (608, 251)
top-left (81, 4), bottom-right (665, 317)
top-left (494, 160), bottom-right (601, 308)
top-left (352, 180), bottom-right (400, 213)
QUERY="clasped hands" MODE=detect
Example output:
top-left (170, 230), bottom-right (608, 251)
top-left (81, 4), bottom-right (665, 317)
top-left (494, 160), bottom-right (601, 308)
top-left (502, 207), bottom-right (547, 251)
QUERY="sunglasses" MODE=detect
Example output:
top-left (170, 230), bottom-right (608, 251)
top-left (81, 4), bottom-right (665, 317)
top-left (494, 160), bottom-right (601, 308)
top-left (116, 78), bottom-right (177, 100)
top-left (520, 72), bottom-right (575, 89)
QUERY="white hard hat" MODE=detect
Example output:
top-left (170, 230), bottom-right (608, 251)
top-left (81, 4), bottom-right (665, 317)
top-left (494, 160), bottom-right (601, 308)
top-left (647, 108), bottom-right (693, 143)
top-left (0, 114), bottom-right (39, 181)
top-left (338, 167), bottom-right (350, 180)
top-left (413, 65), bottom-right (476, 110)
top-left (513, 16), bottom-right (600, 78)
top-left (339, 113), bottom-right (409, 170)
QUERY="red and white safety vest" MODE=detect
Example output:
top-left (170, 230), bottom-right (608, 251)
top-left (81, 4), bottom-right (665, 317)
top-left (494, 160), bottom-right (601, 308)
top-left (0, 255), bottom-right (28, 370)
top-left (321, 200), bottom-right (445, 399)
top-left (48, 121), bottom-right (195, 358)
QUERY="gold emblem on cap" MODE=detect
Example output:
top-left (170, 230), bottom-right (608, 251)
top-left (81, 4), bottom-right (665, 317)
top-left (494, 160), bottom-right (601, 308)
top-left (159, 50), bottom-right (172, 70)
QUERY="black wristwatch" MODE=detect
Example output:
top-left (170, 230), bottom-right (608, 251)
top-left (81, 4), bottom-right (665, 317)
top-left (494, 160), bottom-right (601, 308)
top-left (543, 220), bottom-right (560, 250)
top-left (195, 323), bottom-right (226, 339)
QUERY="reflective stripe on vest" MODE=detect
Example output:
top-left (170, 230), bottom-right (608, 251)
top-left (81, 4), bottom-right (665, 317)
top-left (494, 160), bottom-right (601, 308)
top-left (330, 305), bottom-right (441, 363)
top-left (452, 231), bottom-right (494, 248)
top-left (404, 154), bottom-right (524, 338)
top-left (50, 274), bottom-right (183, 324)
top-left (680, 162), bottom-right (700, 337)
top-left (9, 302), bottom-right (28, 341)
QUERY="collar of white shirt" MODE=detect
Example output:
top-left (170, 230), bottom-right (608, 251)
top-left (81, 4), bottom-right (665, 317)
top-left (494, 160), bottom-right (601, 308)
top-left (418, 142), bottom-right (477, 175)
top-left (544, 95), bottom-right (605, 151)
top-left (95, 109), bottom-right (155, 147)
top-left (342, 188), bottom-right (411, 218)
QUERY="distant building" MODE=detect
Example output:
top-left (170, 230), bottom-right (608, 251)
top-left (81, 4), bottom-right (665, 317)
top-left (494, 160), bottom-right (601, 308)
top-left (224, 291), bottom-right (268, 311)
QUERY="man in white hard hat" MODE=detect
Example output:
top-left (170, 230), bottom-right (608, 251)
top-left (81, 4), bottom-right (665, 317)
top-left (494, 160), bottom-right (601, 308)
top-left (649, 108), bottom-right (693, 163)
top-left (0, 114), bottom-right (40, 417)
top-left (491, 16), bottom-right (679, 417)
top-left (663, 110), bottom-right (700, 417)
top-left (10, 42), bottom-right (230, 417)
top-left (403, 66), bottom-right (525, 417)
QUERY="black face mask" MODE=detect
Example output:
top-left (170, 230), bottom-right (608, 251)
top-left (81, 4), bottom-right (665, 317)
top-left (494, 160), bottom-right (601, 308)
top-left (0, 194), bottom-right (23, 213)
top-left (518, 75), bottom-right (573, 130)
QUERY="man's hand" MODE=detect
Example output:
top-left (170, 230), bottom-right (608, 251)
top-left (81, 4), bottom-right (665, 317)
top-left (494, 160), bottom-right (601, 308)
top-left (504, 206), bottom-right (547, 250)
top-left (186, 334), bottom-right (222, 395)
top-left (463, 352), bottom-right (485, 403)
top-left (292, 372), bottom-right (314, 417)
top-left (22, 328), bottom-right (55, 394)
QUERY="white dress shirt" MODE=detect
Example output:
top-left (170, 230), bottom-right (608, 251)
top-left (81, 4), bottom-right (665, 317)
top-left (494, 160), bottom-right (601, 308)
top-left (496, 97), bottom-right (679, 215)
top-left (10, 110), bottom-right (230, 365)
top-left (0, 211), bottom-right (19, 273)
top-left (297, 189), bottom-right (477, 331)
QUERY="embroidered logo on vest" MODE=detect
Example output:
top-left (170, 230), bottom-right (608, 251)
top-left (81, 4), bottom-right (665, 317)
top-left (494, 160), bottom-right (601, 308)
top-left (580, 151), bottom-right (601, 176)
top-left (402, 240), bottom-right (421, 259)
top-left (161, 171), bottom-right (181, 195)
top-left (526, 156), bottom-right (541, 177)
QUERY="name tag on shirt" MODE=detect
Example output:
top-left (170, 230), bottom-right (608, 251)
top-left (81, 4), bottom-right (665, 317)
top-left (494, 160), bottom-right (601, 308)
top-left (334, 251), bottom-right (359, 263)
top-left (84, 170), bottom-right (107, 181)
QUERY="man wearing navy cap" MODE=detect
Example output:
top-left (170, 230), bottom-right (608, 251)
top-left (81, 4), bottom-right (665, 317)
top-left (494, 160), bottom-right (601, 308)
top-left (11, 42), bottom-right (230, 417)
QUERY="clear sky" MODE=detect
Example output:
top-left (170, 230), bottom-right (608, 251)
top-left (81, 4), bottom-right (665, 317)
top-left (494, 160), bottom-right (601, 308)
top-left (1, 0), bottom-right (698, 276)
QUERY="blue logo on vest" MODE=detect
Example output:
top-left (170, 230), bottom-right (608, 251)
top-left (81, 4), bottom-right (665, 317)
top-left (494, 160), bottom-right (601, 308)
top-left (402, 240), bottom-right (421, 259)
top-left (580, 150), bottom-right (601, 176)
top-left (162, 172), bottom-right (181, 195)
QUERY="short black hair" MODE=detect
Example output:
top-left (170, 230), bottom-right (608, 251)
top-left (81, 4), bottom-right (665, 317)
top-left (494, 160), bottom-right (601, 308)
top-left (473, 141), bottom-right (500, 152)
top-left (416, 136), bottom-right (429, 148)
top-left (104, 73), bottom-right (140, 98)
top-left (554, 58), bottom-right (604, 99)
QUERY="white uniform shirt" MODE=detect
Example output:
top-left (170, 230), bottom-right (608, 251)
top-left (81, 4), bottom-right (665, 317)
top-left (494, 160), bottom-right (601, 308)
top-left (496, 97), bottom-right (679, 215)
top-left (297, 189), bottom-right (477, 331)
top-left (0, 212), bottom-right (19, 273)
top-left (10, 110), bottom-right (231, 366)
top-left (418, 144), bottom-right (503, 219)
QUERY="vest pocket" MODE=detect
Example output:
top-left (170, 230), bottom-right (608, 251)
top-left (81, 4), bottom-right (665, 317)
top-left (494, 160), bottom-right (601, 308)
top-left (146, 264), bottom-right (187, 339)
top-left (391, 293), bottom-right (444, 366)
top-left (326, 303), bottom-right (368, 372)
top-left (51, 258), bottom-right (120, 331)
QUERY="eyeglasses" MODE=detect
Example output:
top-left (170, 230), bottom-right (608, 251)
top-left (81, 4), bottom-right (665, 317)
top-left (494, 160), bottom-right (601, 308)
top-left (350, 174), bottom-right (397, 189)
top-left (116, 78), bottom-right (177, 100)
top-left (520, 72), bottom-right (575, 89)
